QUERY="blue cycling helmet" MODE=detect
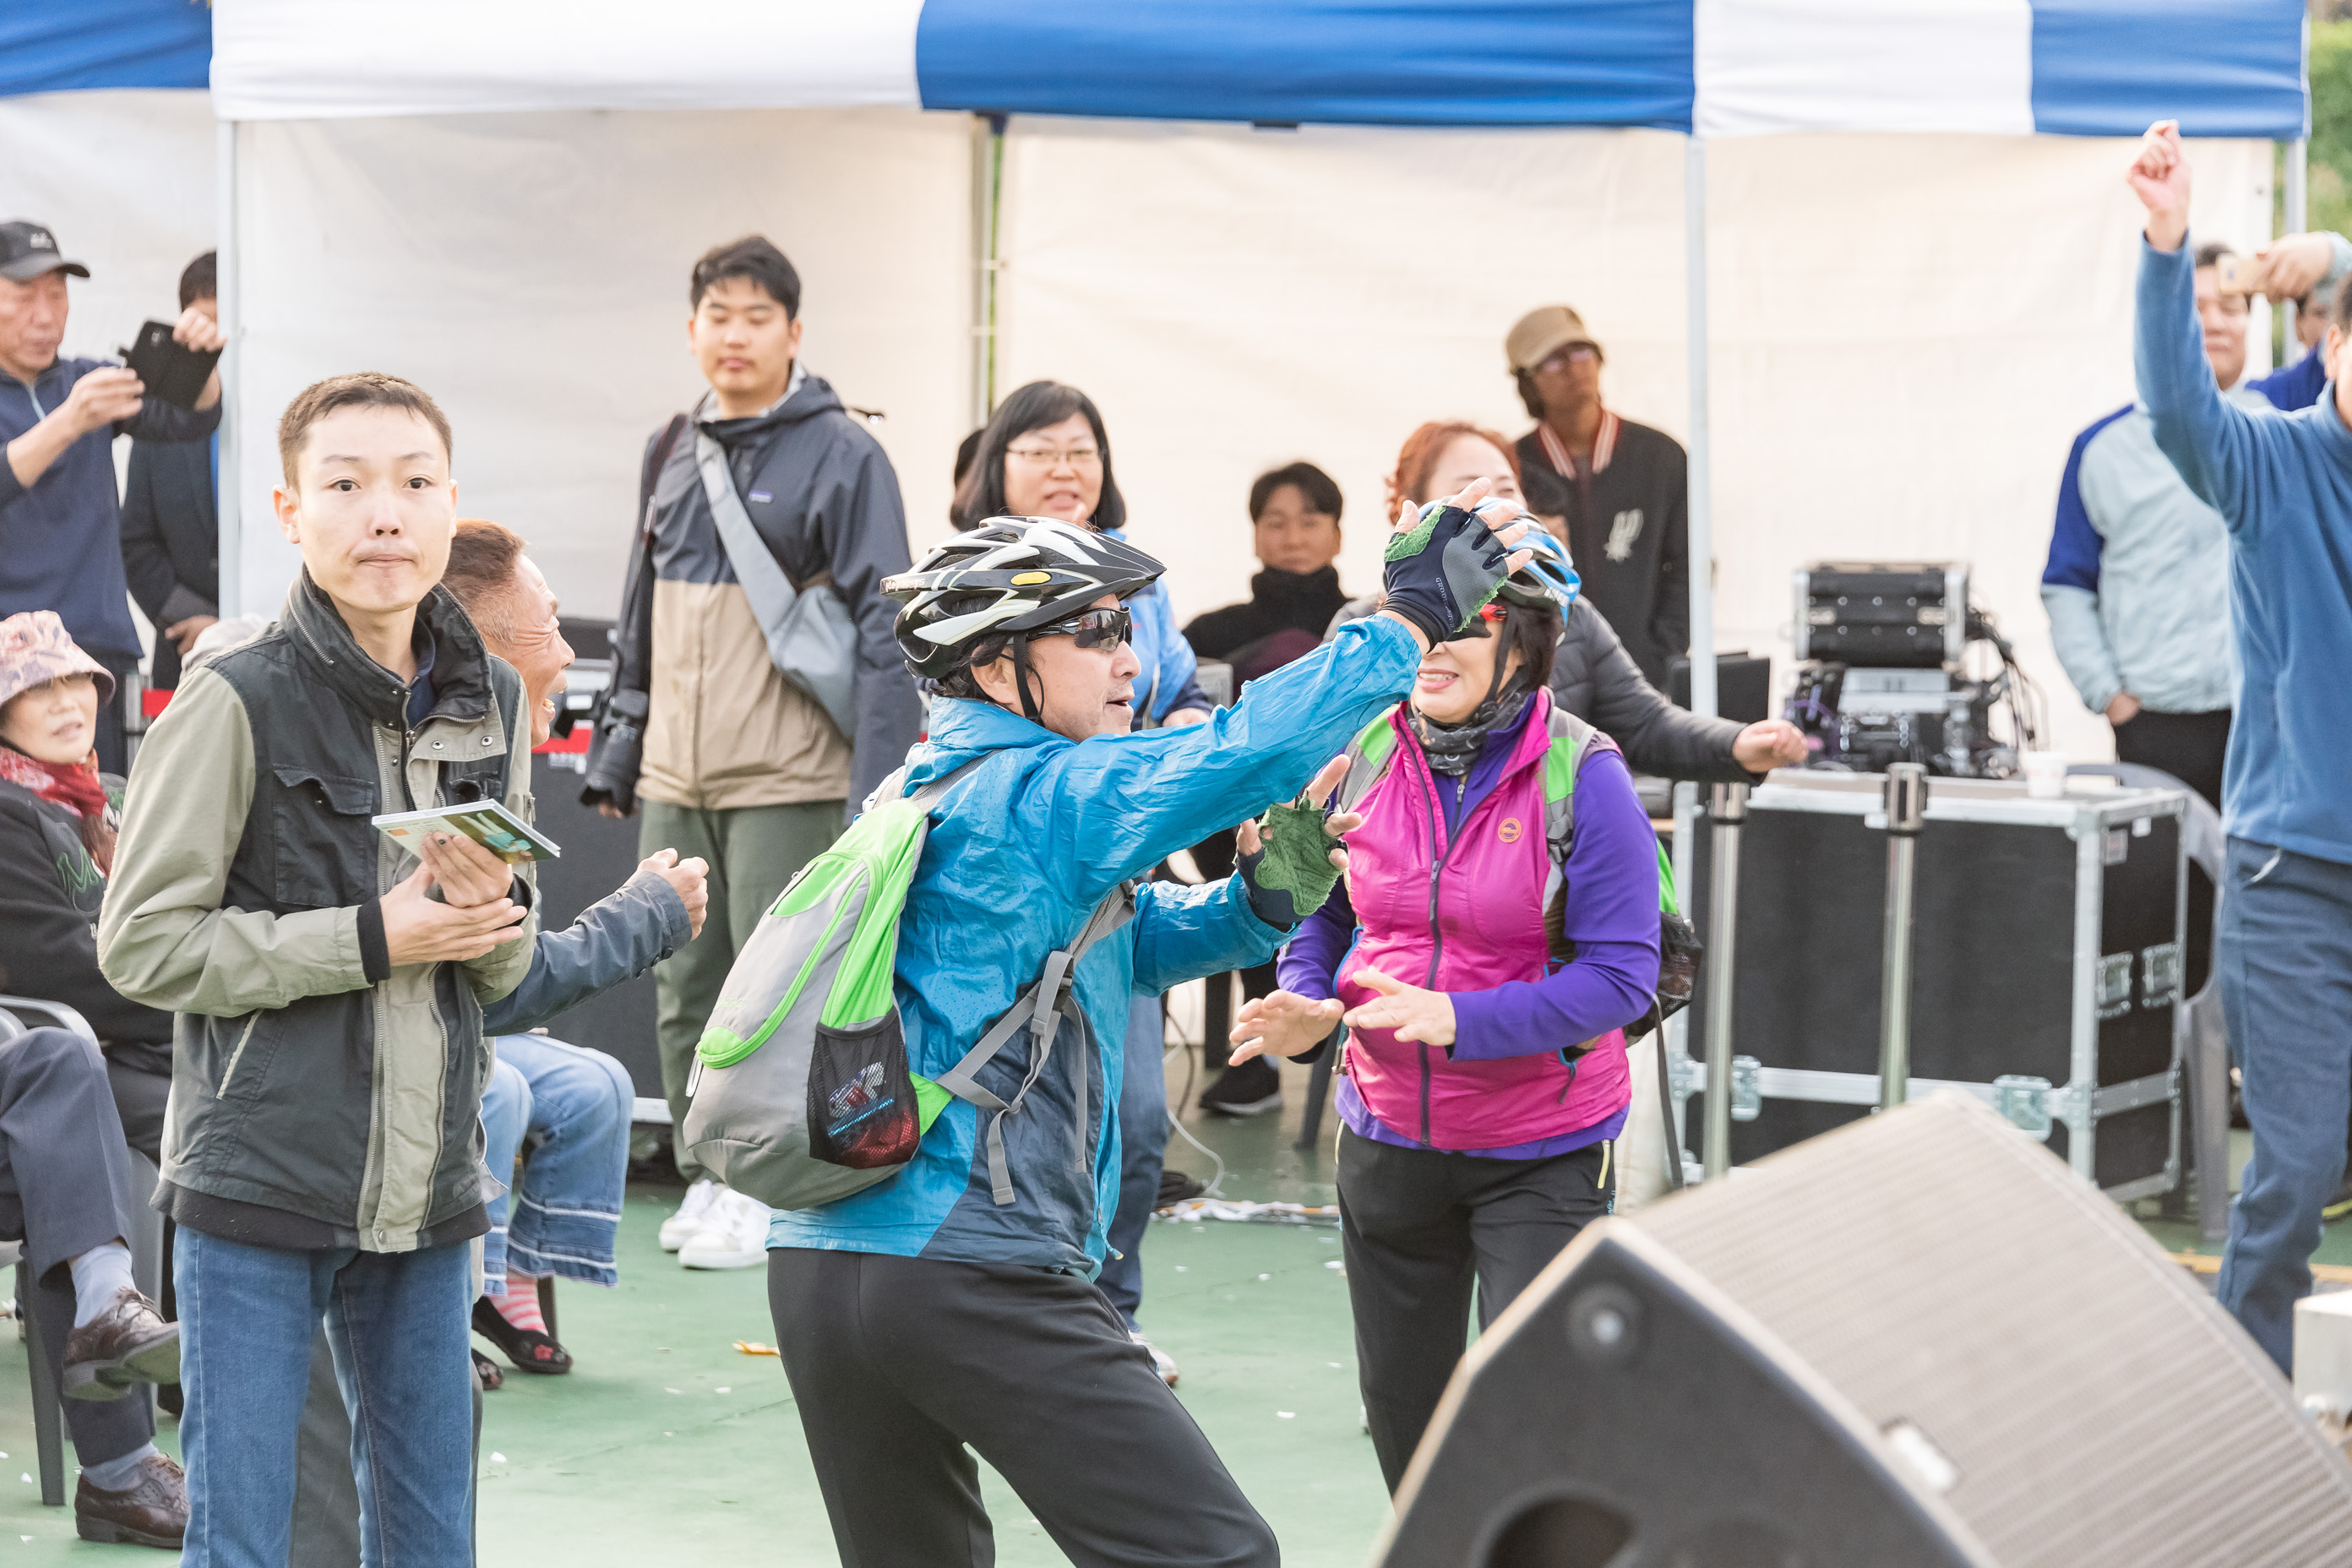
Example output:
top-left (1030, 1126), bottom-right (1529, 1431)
top-left (1494, 516), bottom-right (1582, 612)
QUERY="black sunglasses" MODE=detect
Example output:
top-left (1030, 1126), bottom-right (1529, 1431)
top-left (1030, 606), bottom-right (1131, 651)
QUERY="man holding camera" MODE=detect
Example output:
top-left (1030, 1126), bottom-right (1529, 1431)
top-left (2128, 121), bottom-right (2352, 1372)
top-left (585, 236), bottom-right (920, 1267)
top-left (0, 221), bottom-right (224, 770)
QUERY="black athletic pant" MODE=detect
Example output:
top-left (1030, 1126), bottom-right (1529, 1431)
top-left (2112, 706), bottom-right (2230, 812)
top-left (769, 1249), bottom-right (1277, 1568)
top-left (1338, 1129), bottom-right (1614, 1494)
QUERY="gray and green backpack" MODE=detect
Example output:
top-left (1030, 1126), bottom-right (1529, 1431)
top-left (680, 762), bottom-right (1130, 1211)
top-left (1337, 704), bottom-right (1698, 1028)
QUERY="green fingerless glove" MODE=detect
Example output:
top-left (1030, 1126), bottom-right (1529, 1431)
top-left (1239, 800), bottom-right (1346, 929)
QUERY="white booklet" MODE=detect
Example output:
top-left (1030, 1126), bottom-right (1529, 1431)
top-left (371, 799), bottom-right (560, 864)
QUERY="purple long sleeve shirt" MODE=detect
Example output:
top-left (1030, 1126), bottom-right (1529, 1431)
top-left (1279, 705), bottom-right (1658, 1157)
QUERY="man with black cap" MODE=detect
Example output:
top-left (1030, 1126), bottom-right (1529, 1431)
top-left (0, 220), bottom-right (226, 770)
top-left (1505, 304), bottom-right (1690, 686)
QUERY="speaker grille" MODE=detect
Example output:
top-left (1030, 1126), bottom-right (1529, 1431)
top-left (1633, 1093), bottom-right (2352, 1567)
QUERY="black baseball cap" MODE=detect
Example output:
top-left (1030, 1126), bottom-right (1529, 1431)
top-left (0, 220), bottom-right (90, 284)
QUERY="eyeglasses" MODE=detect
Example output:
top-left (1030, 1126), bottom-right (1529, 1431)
top-left (1005, 444), bottom-right (1102, 469)
top-left (1537, 346), bottom-right (1598, 373)
top-left (1031, 606), bottom-right (1130, 651)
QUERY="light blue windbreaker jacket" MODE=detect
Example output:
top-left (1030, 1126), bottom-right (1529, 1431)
top-left (769, 615), bottom-right (1422, 1272)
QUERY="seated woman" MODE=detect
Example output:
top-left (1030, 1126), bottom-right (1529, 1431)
top-left (1230, 523), bottom-right (1663, 1495)
top-left (0, 610), bottom-right (188, 1546)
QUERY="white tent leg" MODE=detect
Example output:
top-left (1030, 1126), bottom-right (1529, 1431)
top-left (215, 117), bottom-right (242, 618)
top-left (2284, 136), bottom-right (2308, 361)
top-left (1685, 134), bottom-right (1717, 720)
top-left (971, 113), bottom-right (1006, 427)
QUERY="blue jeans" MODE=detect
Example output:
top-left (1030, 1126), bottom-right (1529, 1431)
top-left (1099, 997), bottom-right (1168, 1327)
top-left (2214, 838), bottom-right (2352, 1370)
top-left (480, 1033), bottom-right (633, 1293)
top-left (174, 1228), bottom-right (473, 1568)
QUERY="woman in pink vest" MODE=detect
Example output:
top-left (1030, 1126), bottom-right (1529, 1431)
top-left (1233, 423), bottom-right (1662, 1493)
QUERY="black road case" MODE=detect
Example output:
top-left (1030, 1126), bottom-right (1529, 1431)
top-left (1674, 772), bottom-right (2188, 1199)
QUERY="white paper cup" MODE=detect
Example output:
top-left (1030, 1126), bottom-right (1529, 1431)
top-left (2022, 750), bottom-right (2067, 798)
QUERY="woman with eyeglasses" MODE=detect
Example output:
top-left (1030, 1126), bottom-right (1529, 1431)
top-left (1228, 422), bottom-right (1664, 1494)
top-left (950, 380), bottom-right (1210, 1384)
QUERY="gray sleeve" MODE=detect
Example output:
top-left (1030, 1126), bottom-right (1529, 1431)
top-left (2039, 582), bottom-right (2121, 715)
top-left (477, 870), bottom-right (690, 1035)
top-left (1567, 604), bottom-right (1751, 784)
top-left (827, 436), bottom-right (923, 817)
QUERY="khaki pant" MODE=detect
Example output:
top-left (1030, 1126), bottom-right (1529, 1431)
top-left (640, 799), bottom-right (843, 1180)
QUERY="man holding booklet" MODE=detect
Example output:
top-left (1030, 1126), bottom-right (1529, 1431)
top-left (98, 372), bottom-right (536, 1567)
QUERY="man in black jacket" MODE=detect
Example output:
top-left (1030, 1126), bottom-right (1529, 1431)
top-left (118, 251), bottom-right (221, 692)
top-left (1184, 461), bottom-right (1349, 674)
top-left (1506, 305), bottom-right (1690, 685)
top-left (584, 237), bottom-right (920, 1238)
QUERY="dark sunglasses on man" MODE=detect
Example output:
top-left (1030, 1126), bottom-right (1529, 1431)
top-left (1030, 606), bottom-right (1131, 651)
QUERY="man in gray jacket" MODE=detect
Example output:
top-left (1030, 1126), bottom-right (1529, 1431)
top-left (98, 373), bottom-right (536, 1568)
top-left (585, 236), bottom-right (920, 1266)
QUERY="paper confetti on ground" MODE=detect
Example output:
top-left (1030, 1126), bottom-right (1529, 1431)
top-left (1157, 1199), bottom-right (1341, 1228)
top-left (734, 1340), bottom-right (779, 1357)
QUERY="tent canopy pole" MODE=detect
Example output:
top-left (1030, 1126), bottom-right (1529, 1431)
top-left (1685, 134), bottom-right (1717, 721)
top-left (2284, 137), bottom-right (2309, 361)
top-left (215, 117), bottom-right (241, 619)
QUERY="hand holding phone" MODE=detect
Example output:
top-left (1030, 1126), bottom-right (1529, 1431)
top-left (121, 318), bottom-right (220, 411)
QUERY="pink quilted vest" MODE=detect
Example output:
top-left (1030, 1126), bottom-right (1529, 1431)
top-left (1335, 691), bottom-right (1631, 1150)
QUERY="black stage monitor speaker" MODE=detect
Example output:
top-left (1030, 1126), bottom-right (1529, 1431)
top-left (1378, 1093), bottom-right (2352, 1568)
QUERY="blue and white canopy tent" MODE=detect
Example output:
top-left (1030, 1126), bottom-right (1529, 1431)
top-left (3, 0), bottom-right (2311, 738)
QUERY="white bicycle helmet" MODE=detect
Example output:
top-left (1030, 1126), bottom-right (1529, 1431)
top-left (884, 515), bottom-right (1165, 680)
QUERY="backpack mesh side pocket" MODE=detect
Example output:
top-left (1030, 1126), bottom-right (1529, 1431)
top-left (805, 1011), bottom-right (921, 1170)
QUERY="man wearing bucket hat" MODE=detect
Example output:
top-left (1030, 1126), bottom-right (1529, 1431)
top-left (1505, 304), bottom-right (1690, 686)
top-left (0, 609), bottom-right (191, 1548)
top-left (0, 221), bottom-right (226, 770)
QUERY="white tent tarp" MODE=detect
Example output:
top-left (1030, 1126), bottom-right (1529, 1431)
top-left (992, 119), bottom-right (2273, 759)
top-left (0, 90), bottom-right (2280, 758)
top-left (226, 107), bottom-right (973, 619)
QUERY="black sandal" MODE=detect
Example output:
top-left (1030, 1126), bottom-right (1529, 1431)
top-left (472, 1296), bottom-right (573, 1375)
top-left (470, 1348), bottom-right (504, 1391)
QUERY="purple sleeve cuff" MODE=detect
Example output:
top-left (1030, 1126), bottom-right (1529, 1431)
top-left (1276, 879), bottom-right (1356, 1003)
top-left (1448, 747), bottom-right (1662, 1061)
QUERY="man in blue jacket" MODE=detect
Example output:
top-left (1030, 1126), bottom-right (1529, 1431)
top-left (2129, 120), bottom-right (2352, 1371)
top-left (763, 500), bottom-right (1532, 1565)
top-left (0, 221), bottom-right (225, 769)
top-left (2041, 231), bottom-right (2349, 809)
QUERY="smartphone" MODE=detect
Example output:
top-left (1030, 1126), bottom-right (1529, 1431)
top-left (120, 320), bottom-right (219, 411)
top-left (2214, 253), bottom-right (2273, 298)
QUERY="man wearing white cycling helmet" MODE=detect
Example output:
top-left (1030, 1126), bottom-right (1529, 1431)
top-left (760, 494), bottom-right (1533, 1566)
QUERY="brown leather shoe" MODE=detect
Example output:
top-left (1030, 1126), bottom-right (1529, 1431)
top-left (74, 1452), bottom-right (187, 1549)
top-left (62, 1288), bottom-right (180, 1402)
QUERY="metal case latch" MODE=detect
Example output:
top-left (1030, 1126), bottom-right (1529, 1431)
top-left (1993, 1075), bottom-right (2055, 1141)
top-left (1730, 1056), bottom-right (1762, 1122)
top-left (2096, 953), bottom-right (2135, 1020)
top-left (2140, 942), bottom-right (2182, 1010)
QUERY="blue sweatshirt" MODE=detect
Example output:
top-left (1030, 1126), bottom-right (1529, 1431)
top-left (3, 357), bottom-right (221, 661)
top-left (2137, 237), bottom-right (2352, 866)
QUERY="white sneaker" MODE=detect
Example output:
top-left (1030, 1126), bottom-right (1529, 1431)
top-left (1132, 1331), bottom-right (1179, 1387)
top-left (658, 1178), bottom-right (722, 1252)
top-left (679, 1190), bottom-right (771, 1271)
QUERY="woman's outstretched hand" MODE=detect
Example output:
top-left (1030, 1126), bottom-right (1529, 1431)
top-left (1342, 967), bottom-right (1457, 1048)
top-left (1229, 990), bottom-right (1344, 1064)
